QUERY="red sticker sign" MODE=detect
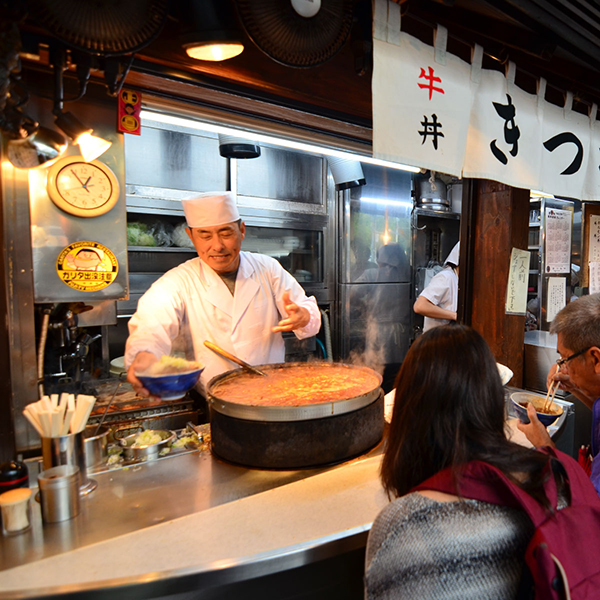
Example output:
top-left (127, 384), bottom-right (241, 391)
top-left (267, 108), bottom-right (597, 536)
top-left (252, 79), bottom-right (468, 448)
top-left (118, 89), bottom-right (141, 135)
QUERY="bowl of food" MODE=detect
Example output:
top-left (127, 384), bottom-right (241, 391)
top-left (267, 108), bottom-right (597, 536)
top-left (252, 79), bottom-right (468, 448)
top-left (136, 355), bottom-right (204, 400)
top-left (510, 391), bottom-right (563, 427)
top-left (119, 429), bottom-right (176, 460)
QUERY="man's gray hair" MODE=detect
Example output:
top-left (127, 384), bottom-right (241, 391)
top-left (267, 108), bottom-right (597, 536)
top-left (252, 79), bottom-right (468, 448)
top-left (550, 293), bottom-right (600, 350)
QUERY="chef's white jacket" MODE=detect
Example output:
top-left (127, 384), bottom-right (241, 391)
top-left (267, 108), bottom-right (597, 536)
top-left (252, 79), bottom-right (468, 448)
top-left (125, 252), bottom-right (321, 388)
top-left (419, 267), bottom-right (458, 332)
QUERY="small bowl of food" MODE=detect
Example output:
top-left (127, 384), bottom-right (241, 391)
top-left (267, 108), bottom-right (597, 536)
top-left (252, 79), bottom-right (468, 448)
top-left (510, 391), bottom-right (563, 427)
top-left (136, 355), bottom-right (204, 400)
top-left (119, 429), bottom-right (176, 460)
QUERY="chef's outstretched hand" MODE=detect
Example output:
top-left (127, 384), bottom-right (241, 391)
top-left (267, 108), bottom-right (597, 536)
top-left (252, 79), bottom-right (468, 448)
top-left (127, 351), bottom-right (158, 398)
top-left (516, 403), bottom-right (554, 449)
top-left (272, 291), bottom-right (310, 333)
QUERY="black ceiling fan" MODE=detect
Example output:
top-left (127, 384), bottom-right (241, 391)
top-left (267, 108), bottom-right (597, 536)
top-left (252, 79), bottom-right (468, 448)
top-left (235, 0), bottom-right (355, 68)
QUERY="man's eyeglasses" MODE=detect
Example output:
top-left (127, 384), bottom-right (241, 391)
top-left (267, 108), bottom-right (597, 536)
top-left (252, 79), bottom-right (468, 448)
top-left (556, 346), bottom-right (591, 368)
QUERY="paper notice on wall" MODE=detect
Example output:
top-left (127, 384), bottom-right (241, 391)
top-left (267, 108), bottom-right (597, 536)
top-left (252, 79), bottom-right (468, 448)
top-left (590, 262), bottom-right (600, 295)
top-left (589, 216), bottom-right (600, 263)
top-left (505, 248), bottom-right (530, 315)
top-left (547, 277), bottom-right (566, 322)
top-left (544, 208), bottom-right (572, 274)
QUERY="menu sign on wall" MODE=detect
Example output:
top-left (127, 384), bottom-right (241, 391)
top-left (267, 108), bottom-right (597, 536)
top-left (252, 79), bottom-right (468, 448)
top-left (589, 262), bottom-right (600, 295)
top-left (505, 248), bottom-right (530, 315)
top-left (588, 215), bottom-right (600, 264)
top-left (547, 277), bottom-right (567, 322)
top-left (544, 208), bottom-right (572, 274)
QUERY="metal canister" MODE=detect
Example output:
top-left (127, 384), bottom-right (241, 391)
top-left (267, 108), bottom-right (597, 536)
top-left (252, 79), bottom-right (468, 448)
top-left (38, 465), bottom-right (80, 523)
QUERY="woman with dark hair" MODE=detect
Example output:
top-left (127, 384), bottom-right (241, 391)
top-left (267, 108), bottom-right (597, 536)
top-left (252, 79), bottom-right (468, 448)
top-left (364, 324), bottom-right (565, 600)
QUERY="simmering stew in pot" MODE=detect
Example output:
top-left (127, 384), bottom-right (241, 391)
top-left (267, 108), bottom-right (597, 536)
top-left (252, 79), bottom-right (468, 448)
top-left (211, 364), bottom-right (381, 406)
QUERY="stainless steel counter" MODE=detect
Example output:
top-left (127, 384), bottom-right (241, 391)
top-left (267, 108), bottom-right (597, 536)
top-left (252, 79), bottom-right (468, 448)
top-left (0, 441), bottom-right (386, 600)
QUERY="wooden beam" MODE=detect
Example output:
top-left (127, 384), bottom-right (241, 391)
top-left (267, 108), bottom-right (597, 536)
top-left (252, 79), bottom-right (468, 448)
top-left (467, 180), bottom-right (529, 386)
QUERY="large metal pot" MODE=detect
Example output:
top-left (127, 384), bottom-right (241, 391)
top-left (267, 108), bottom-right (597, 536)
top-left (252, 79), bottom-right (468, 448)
top-left (415, 176), bottom-right (449, 211)
top-left (207, 362), bottom-right (384, 469)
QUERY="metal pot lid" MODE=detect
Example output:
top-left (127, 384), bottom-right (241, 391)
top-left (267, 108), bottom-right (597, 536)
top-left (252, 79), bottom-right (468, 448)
top-left (207, 362), bottom-right (383, 422)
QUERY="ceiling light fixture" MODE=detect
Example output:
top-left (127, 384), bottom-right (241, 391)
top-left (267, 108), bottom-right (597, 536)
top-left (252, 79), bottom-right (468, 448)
top-left (218, 134), bottom-right (261, 158)
top-left (7, 124), bottom-right (67, 169)
top-left (185, 41), bottom-right (244, 61)
top-left (179, 0), bottom-right (244, 62)
top-left (328, 157), bottom-right (366, 190)
top-left (141, 110), bottom-right (421, 174)
top-left (54, 111), bottom-right (112, 162)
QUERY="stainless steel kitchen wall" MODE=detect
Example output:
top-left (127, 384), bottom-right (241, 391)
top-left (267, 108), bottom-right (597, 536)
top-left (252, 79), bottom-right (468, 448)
top-left (338, 164), bottom-right (413, 375)
top-left (29, 99), bottom-right (128, 303)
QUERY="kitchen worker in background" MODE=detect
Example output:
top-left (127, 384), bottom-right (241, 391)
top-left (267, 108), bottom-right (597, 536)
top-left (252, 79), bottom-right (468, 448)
top-left (517, 293), bottom-right (600, 497)
top-left (125, 191), bottom-right (321, 398)
top-left (413, 241), bottom-right (459, 332)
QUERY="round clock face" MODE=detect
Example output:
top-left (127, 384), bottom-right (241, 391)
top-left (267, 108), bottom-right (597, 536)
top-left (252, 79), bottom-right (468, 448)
top-left (47, 155), bottom-right (120, 217)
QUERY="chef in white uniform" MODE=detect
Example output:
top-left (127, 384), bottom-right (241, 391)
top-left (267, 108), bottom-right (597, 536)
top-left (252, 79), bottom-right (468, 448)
top-left (413, 242), bottom-right (459, 332)
top-left (125, 191), bottom-right (321, 395)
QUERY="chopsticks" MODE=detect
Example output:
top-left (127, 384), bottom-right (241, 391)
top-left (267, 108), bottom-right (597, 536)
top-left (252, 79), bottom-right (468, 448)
top-left (22, 393), bottom-right (96, 438)
top-left (543, 379), bottom-right (559, 414)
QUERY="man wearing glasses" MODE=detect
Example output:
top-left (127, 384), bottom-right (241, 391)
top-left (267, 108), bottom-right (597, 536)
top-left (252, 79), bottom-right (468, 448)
top-left (518, 293), bottom-right (600, 496)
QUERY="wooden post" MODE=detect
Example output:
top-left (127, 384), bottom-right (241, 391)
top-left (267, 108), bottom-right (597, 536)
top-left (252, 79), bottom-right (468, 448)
top-left (459, 179), bottom-right (529, 387)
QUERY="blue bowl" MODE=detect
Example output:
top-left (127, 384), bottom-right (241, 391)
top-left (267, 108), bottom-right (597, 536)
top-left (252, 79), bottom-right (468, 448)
top-left (136, 367), bottom-right (204, 400)
top-left (510, 391), bottom-right (562, 427)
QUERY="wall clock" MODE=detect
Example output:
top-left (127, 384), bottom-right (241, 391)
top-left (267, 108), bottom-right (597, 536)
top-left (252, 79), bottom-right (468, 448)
top-left (46, 155), bottom-right (120, 218)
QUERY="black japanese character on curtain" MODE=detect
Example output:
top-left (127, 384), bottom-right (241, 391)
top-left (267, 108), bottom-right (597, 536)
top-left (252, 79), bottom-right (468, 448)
top-left (490, 94), bottom-right (520, 165)
top-left (419, 114), bottom-right (444, 150)
top-left (543, 132), bottom-right (583, 175)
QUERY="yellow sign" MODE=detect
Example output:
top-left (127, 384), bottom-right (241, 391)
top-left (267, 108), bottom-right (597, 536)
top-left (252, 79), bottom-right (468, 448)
top-left (120, 115), bottom-right (139, 131)
top-left (56, 241), bottom-right (119, 292)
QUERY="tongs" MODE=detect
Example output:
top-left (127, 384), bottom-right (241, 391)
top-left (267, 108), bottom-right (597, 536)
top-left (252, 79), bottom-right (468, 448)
top-left (203, 340), bottom-right (267, 377)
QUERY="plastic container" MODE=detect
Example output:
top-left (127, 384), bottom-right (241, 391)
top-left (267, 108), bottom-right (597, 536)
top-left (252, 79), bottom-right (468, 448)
top-left (0, 460), bottom-right (29, 494)
top-left (0, 487), bottom-right (32, 535)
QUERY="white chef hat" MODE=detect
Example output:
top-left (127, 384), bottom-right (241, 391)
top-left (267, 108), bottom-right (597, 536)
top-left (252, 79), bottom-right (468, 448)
top-left (181, 191), bottom-right (240, 228)
top-left (445, 242), bottom-right (460, 266)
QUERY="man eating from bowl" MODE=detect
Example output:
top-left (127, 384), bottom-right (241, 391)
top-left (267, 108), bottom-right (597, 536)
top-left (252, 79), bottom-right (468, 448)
top-left (125, 191), bottom-right (321, 399)
top-left (517, 293), bottom-right (600, 496)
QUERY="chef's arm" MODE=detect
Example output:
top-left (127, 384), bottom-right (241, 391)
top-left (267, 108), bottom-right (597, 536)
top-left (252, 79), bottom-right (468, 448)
top-left (413, 296), bottom-right (457, 322)
top-left (126, 352), bottom-right (159, 397)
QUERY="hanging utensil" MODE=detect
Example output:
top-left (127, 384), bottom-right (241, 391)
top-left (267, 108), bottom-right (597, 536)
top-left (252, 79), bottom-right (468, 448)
top-left (93, 377), bottom-right (123, 436)
top-left (203, 340), bottom-right (267, 377)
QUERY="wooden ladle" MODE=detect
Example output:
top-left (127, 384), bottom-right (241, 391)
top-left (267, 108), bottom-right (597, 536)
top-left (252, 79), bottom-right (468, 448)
top-left (203, 340), bottom-right (268, 377)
